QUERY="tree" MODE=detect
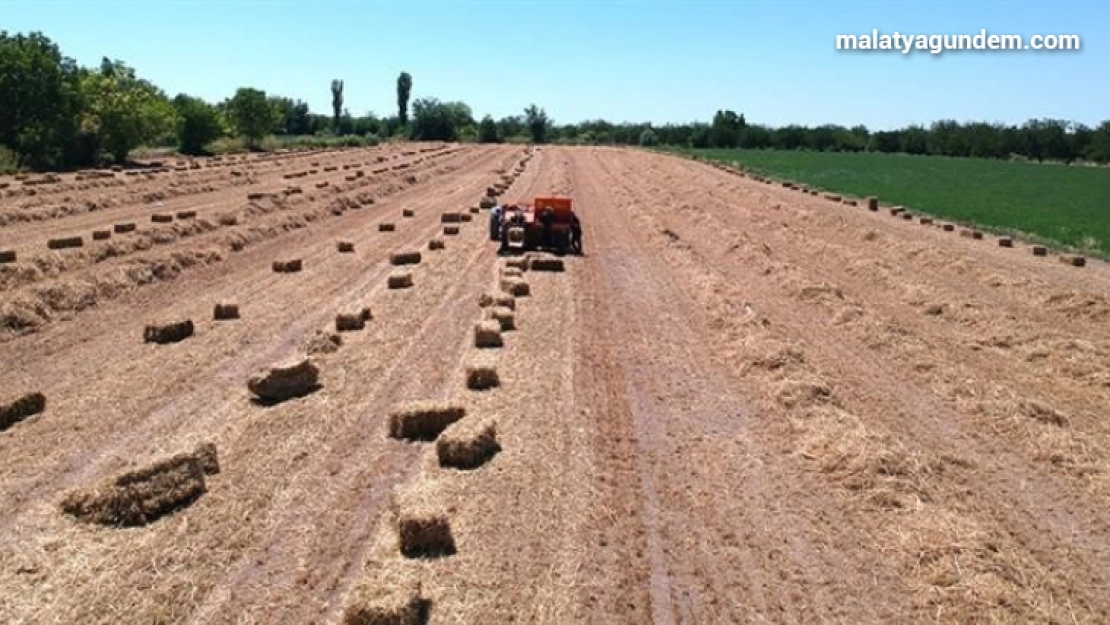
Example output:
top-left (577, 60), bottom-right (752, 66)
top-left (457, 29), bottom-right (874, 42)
top-left (226, 87), bottom-right (276, 148)
top-left (397, 72), bottom-right (412, 125)
top-left (410, 97), bottom-right (471, 141)
top-left (1087, 121), bottom-right (1110, 164)
top-left (173, 94), bottom-right (222, 155)
top-left (80, 59), bottom-right (175, 163)
top-left (497, 115), bottom-right (525, 141)
top-left (330, 79), bottom-right (344, 131)
top-left (639, 128), bottom-right (658, 147)
top-left (0, 31), bottom-right (84, 168)
top-left (478, 115), bottom-right (500, 143)
top-left (710, 110), bottom-right (745, 148)
top-left (524, 104), bottom-right (549, 144)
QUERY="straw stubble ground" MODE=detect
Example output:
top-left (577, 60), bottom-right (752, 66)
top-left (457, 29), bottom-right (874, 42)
top-left (1, 145), bottom-right (1109, 623)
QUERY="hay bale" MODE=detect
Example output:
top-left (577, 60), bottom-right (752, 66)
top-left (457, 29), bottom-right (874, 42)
top-left (337, 240), bottom-right (355, 253)
top-left (466, 361), bottom-right (500, 390)
top-left (151, 213), bottom-right (174, 223)
top-left (505, 257), bottom-right (528, 271)
top-left (394, 482), bottom-right (456, 558)
top-left (60, 452), bottom-right (208, 527)
top-left (47, 236), bottom-right (83, 250)
top-left (901, 213), bottom-right (913, 220)
top-left (478, 196), bottom-right (496, 209)
top-left (273, 259), bottom-right (303, 273)
top-left (428, 238), bottom-right (445, 251)
top-left (388, 400), bottom-right (466, 441)
top-left (528, 257), bottom-right (565, 272)
top-left (247, 192), bottom-right (267, 200)
top-left (998, 237), bottom-right (1014, 248)
top-left (889, 207), bottom-right (904, 216)
top-left (0, 392), bottom-right (46, 432)
top-left (379, 222), bottom-right (396, 232)
top-left (193, 442), bottom-right (220, 475)
top-left (443, 225), bottom-right (459, 236)
top-left (343, 572), bottom-right (427, 625)
top-left (114, 222), bottom-right (137, 233)
top-left (213, 303), bottom-right (240, 320)
top-left (488, 306), bottom-right (515, 331)
top-left (304, 331), bottom-right (342, 355)
top-left (823, 193), bottom-right (841, 202)
top-left (942, 224), bottom-right (955, 232)
top-left (359, 307), bottom-right (373, 322)
top-left (1031, 245), bottom-right (1047, 257)
top-left (972, 231), bottom-right (984, 240)
top-left (175, 210), bottom-right (197, 220)
top-left (842, 199), bottom-right (858, 207)
top-left (143, 320), bottom-right (194, 344)
top-left (500, 278), bottom-right (530, 297)
top-left (390, 251), bottom-right (422, 266)
top-left (388, 271), bottom-right (413, 289)
top-left (441, 212), bottom-right (462, 223)
top-left (247, 358), bottom-right (320, 401)
top-left (92, 230), bottom-right (111, 241)
top-left (501, 266), bottom-right (523, 278)
top-left (336, 312), bottom-right (366, 332)
top-left (866, 197), bottom-right (879, 211)
top-left (1060, 255), bottom-right (1086, 267)
top-left (437, 419), bottom-right (500, 469)
top-left (474, 320), bottom-right (503, 348)
top-left (493, 294), bottom-right (516, 310)
top-left (468, 206), bottom-right (480, 214)
top-left (0, 250), bottom-right (16, 264)
top-left (316, 181), bottom-right (329, 189)
top-left (460, 213), bottom-right (472, 222)
top-left (402, 208), bottom-right (415, 217)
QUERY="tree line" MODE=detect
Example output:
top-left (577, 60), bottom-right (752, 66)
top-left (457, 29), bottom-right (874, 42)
top-left (3, 30), bottom-right (1109, 171)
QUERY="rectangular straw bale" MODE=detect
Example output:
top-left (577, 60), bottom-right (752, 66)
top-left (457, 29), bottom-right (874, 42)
top-left (393, 480), bottom-right (456, 557)
top-left (474, 320), bottom-right (503, 348)
top-left (437, 419), bottom-right (500, 469)
top-left (60, 452), bottom-right (208, 527)
top-left (144, 319), bottom-right (194, 344)
top-left (388, 400), bottom-right (465, 441)
top-left (389, 251), bottom-right (422, 266)
top-left (0, 392), bottom-right (46, 431)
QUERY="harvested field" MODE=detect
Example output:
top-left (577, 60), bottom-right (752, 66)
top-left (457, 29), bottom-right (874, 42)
top-left (3, 145), bottom-right (1110, 624)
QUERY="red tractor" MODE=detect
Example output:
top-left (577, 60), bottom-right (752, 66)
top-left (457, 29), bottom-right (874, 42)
top-left (491, 197), bottom-right (581, 255)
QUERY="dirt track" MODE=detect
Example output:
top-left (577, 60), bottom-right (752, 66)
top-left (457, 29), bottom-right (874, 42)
top-left (2, 145), bottom-right (1109, 623)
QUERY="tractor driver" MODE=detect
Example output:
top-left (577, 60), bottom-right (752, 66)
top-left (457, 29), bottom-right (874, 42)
top-left (539, 206), bottom-right (555, 249)
top-left (570, 212), bottom-right (582, 255)
top-left (489, 203), bottom-right (503, 241)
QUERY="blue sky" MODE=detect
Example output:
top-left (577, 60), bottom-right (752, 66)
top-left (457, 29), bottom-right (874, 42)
top-left (3, 0), bottom-right (1106, 129)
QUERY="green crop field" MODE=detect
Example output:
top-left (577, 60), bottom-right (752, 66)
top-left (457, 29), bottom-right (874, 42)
top-left (667, 148), bottom-right (1110, 256)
